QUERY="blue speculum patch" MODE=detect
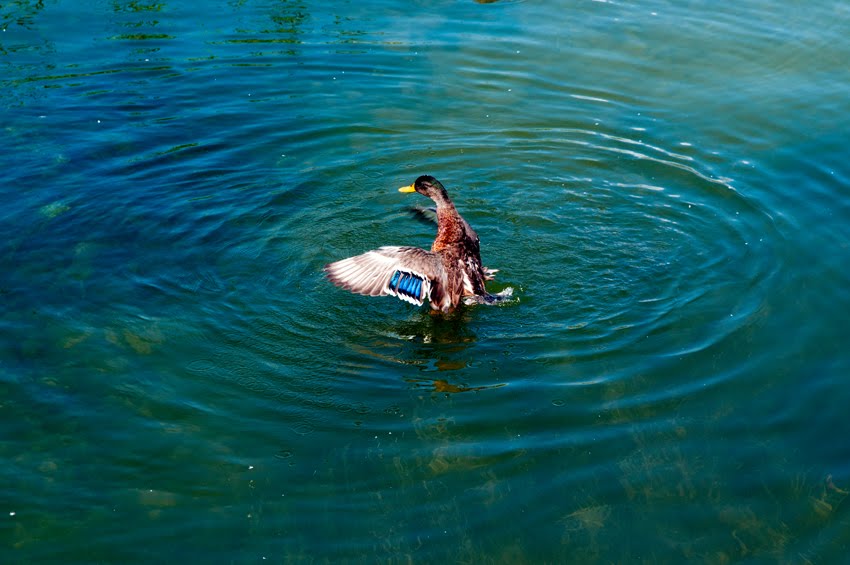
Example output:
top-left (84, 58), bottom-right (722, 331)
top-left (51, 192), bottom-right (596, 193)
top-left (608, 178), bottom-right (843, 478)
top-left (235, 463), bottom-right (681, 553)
top-left (390, 270), bottom-right (423, 298)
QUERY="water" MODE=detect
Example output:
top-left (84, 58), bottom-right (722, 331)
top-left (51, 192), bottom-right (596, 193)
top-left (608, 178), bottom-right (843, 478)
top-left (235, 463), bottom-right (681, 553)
top-left (3, 0), bottom-right (850, 562)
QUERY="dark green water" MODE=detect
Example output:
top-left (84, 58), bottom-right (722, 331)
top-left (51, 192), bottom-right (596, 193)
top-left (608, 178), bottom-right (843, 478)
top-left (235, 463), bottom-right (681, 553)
top-left (3, 0), bottom-right (850, 562)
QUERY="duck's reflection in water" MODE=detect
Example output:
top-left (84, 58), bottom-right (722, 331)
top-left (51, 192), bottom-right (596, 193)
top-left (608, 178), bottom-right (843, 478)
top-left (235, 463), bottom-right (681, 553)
top-left (345, 308), bottom-right (506, 390)
top-left (406, 377), bottom-right (507, 394)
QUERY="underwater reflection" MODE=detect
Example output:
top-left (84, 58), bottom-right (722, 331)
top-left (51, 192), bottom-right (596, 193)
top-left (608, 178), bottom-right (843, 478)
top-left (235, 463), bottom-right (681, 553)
top-left (389, 310), bottom-right (477, 369)
top-left (343, 307), bottom-right (511, 393)
top-left (342, 308), bottom-right (479, 372)
top-left (406, 377), bottom-right (506, 394)
top-left (388, 308), bottom-right (478, 345)
top-left (394, 311), bottom-right (507, 391)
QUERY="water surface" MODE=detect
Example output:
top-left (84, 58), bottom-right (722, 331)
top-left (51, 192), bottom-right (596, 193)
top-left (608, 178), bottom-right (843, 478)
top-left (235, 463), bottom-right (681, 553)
top-left (3, 0), bottom-right (850, 562)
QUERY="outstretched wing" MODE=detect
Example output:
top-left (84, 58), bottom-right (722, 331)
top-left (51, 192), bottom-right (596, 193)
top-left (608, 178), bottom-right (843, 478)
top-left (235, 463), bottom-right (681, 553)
top-left (325, 246), bottom-right (441, 306)
top-left (410, 205), bottom-right (438, 225)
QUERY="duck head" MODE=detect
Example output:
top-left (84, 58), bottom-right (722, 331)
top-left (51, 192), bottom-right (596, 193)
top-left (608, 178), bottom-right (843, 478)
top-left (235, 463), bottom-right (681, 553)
top-left (398, 175), bottom-right (450, 202)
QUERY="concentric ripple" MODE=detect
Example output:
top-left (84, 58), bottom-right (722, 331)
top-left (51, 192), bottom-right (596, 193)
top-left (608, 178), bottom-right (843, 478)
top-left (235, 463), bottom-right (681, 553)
top-left (481, 125), bottom-right (785, 398)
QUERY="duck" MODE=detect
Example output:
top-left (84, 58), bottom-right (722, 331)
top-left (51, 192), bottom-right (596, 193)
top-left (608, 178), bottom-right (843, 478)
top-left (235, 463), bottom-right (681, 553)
top-left (325, 175), bottom-right (511, 312)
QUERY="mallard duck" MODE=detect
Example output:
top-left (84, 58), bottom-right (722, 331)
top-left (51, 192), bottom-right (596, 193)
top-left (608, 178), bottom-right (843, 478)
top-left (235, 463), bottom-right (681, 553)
top-left (325, 175), bottom-right (511, 312)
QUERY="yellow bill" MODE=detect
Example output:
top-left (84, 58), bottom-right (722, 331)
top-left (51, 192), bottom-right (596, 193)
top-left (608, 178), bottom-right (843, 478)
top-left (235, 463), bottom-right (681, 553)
top-left (398, 184), bottom-right (416, 193)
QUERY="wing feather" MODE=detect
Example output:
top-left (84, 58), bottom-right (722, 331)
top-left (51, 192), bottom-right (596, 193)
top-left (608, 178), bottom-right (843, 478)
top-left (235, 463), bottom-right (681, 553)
top-left (325, 246), bottom-right (442, 306)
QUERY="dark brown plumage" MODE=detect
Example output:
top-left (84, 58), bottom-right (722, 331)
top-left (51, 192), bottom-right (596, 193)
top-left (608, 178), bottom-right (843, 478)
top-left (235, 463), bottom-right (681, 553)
top-left (325, 175), bottom-right (509, 312)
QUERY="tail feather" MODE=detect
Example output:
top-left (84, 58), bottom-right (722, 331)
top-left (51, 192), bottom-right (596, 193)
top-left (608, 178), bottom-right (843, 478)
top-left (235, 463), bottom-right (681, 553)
top-left (463, 287), bottom-right (514, 306)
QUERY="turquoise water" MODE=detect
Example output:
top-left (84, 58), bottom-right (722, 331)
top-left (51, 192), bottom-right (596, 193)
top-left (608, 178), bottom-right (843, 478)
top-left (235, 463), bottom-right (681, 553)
top-left (3, 0), bottom-right (850, 562)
